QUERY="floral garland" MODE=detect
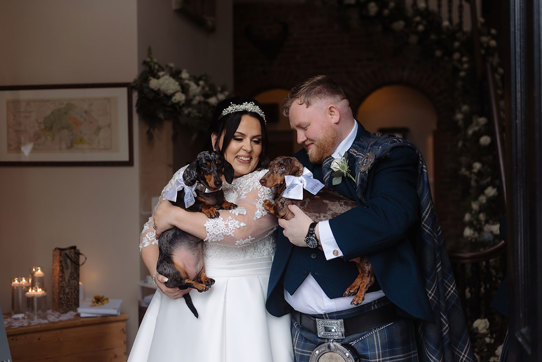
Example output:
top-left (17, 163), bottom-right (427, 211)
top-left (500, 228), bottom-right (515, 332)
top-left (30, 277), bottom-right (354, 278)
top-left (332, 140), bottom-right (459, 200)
top-left (132, 48), bottom-right (229, 138)
top-left (333, 1), bottom-right (506, 360)
top-left (334, 0), bottom-right (505, 249)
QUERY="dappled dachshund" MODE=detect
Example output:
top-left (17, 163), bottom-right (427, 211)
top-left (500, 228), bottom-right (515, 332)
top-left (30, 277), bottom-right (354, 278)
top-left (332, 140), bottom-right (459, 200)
top-left (157, 227), bottom-right (213, 318)
top-left (171, 150), bottom-right (237, 218)
top-left (260, 156), bottom-right (375, 305)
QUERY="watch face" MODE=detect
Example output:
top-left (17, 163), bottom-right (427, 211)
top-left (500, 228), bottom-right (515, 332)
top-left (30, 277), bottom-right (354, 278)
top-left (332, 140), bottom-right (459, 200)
top-left (306, 235), bottom-right (318, 248)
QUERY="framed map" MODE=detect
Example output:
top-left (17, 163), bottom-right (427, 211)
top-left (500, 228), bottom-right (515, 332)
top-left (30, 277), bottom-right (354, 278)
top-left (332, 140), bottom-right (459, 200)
top-left (0, 83), bottom-right (133, 166)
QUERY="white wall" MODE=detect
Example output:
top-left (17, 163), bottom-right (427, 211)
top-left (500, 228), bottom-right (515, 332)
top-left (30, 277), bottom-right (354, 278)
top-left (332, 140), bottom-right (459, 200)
top-left (0, 0), bottom-right (234, 352)
top-left (0, 0), bottom-right (140, 350)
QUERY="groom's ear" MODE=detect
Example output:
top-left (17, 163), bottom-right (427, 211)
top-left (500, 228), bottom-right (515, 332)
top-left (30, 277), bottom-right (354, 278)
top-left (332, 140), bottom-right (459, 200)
top-left (327, 105), bottom-right (340, 124)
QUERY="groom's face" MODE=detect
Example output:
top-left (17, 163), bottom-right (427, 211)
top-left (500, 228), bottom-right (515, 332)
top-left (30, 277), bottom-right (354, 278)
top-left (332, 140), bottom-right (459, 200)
top-left (289, 99), bottom-right (338, 164)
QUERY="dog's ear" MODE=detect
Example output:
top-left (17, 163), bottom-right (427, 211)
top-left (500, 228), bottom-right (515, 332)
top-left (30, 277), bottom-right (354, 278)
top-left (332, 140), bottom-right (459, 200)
top-left (183, 161), bottom-right (198, 186)
top-left (223, 160), bottom-right (234, 184)
top-left (289, 157), bottom-right (304, 176)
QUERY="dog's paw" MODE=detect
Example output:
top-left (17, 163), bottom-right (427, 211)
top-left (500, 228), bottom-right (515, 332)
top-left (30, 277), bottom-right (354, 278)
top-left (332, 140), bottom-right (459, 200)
top-left (203, 207), bottom-right (220, 218)
top-left (263, 200), bottom-right (276, 214)
top-left (204, 278), bottom-right (215, 286)
top-left (222, 201), bottom-right (237, 210)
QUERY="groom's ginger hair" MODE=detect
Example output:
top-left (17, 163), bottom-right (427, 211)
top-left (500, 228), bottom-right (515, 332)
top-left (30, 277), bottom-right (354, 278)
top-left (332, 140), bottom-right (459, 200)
top-left (281, 75), bottom-right (348, 117)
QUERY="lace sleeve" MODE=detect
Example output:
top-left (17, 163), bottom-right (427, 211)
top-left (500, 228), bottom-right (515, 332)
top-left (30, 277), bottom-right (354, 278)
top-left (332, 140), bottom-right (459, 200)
top-left (203, 170), bottom-right (277, 247)
top-left (138, 166), bottom-right (187, 251)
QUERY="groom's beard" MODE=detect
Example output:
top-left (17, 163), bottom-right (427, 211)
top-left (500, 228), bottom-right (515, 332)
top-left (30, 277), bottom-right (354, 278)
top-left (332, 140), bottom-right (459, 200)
top-left (306, 127), bottom-right (338, 164)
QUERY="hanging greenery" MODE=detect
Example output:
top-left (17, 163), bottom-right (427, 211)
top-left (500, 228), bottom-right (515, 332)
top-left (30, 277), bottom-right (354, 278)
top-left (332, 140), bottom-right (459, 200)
top-left (329, 1), bottom-right (506, 360)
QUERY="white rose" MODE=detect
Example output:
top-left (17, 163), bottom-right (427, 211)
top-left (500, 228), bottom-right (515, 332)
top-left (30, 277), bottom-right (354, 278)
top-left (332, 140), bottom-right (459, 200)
top-left (463, 226), bottom-right (474, 238)
top-left (367, 2), bottom-right (379, 16)
top-left (471, 201), bottom-right (480, 211)
top-left (473, 318), bottom-right (490, 334)
top-left (171, 92), bottom-right (186, 104)
top-left (472, 162), bottom-right (482, 172)
top-left (479, 213), bottom-right (486, 221)
top-left (149, 78), bottom-right (160, 90)
top-left (207, 96), bottom-right (218, 106)
top-left (489, 40), bottom-right (497, 47)
top-left (480, 135), bottom-right (492, 146)
top-left (477, 116), bottom-right (488, 126)
top-left (391, 21), bottom-right (405, 31)
top-left (187, 81), bottom-right (200, 97)
top-left (180, 69), bottom-right (190, 80)
top-left (484, 223), bottom-right (500, 235)
top-left (478, 194), bottom-right (487, 204)
top-left (484, 186), bottom-right (498, 198)
top-left (455, 113), bottom-right (464, 121)
top-left (158, 75), bottom-right (181, 95)
top-left (464, 213), bottom-right (472, 222)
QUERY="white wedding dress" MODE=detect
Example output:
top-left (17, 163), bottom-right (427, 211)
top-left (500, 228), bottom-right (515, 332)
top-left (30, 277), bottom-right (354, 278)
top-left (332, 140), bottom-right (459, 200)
top-left (129, 169), bottom-right (293, 362)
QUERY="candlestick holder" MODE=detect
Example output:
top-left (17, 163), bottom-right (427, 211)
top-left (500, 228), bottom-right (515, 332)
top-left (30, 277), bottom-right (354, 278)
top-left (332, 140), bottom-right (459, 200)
top-left (11, 277), bottom-right (30, 315)
top-left (31, 266), bottom-right (45, 290)
top-left (25, 287), bottom-right (47, 321)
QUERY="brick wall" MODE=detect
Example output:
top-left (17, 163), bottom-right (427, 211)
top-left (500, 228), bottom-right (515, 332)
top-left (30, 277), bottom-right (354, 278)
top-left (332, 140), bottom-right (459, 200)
top-left (234, 3), bottom-right (463, 247)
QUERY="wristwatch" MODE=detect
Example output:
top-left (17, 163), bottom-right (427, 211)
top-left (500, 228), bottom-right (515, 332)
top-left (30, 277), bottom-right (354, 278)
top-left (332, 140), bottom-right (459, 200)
top-left (304, 222), bottom-right (319, 248)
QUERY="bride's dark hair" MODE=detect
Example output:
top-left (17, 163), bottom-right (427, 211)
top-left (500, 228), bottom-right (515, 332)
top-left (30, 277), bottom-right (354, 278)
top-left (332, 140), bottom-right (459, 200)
top-left (208, 96), bottom-right (269, 168)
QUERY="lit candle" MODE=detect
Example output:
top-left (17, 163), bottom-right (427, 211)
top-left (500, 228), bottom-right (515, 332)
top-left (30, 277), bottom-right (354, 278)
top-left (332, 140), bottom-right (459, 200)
top-left (32, 266), bottom-right (45, 289)
top-left (26, 287), bottom-right (47, 320)
top-left (11, 277), bottom-right (26, 315)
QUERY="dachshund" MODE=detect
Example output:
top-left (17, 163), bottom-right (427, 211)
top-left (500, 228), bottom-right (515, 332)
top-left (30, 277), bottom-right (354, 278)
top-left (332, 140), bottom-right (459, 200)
top-left (260, 156), bottom-right (375, 305)
top-left (171, 150), bottom-right (237, 218)
top-left (157, 227), bottom-right (214, 318)
top-left (157, 150), bottom-right (236, 318)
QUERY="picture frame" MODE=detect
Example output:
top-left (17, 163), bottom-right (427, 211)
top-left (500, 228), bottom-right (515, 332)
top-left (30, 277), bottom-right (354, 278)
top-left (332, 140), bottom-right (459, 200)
top-left (0, 83), bottom-right (133, 166)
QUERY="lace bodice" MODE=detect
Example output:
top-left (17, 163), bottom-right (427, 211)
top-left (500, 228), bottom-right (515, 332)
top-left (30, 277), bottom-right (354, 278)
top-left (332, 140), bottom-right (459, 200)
top-left (140, 168), bottom-right (277, 261)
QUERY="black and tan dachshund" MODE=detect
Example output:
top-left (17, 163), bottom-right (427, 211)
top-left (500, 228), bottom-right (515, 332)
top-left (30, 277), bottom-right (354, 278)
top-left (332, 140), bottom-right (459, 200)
top-left (172, 150), bottom-right (237, 218)
top-left (260, 156), bottom-right (375, 305)
top-left (157, 150), bottom-right (237, 318)
top-left (157, 227), bottom-right (214, 318)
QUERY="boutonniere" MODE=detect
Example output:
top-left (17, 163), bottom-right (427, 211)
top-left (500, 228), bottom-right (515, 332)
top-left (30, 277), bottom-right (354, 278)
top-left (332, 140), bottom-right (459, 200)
top-left (330, 154), bottom-right (355, 185)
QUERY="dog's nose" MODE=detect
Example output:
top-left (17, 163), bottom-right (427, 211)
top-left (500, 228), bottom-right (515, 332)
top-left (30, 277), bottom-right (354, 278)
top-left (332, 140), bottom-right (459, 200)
top-left (214, 178), bottom-right (222, 187)
top-left (260, 179), bottom-right (266, 186)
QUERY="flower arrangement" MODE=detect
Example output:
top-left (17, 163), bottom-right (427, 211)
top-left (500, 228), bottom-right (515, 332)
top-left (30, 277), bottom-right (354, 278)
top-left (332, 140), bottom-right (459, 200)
top-left (132, 48), bottom-right (229, 138)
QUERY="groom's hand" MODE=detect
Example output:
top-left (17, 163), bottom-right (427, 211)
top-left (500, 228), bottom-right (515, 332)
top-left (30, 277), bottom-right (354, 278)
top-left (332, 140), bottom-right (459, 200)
top-left (278, 205), bottom-right (316, 247)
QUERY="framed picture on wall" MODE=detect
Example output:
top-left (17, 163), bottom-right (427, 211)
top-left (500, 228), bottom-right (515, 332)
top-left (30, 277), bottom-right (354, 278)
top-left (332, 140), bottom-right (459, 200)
top-left (0, 83), bottom-right (133, 166)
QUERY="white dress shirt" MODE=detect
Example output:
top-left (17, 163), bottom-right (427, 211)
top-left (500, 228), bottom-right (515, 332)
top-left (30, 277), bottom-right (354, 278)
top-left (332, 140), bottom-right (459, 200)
top-left (285, 121), bottom-right (385, 314)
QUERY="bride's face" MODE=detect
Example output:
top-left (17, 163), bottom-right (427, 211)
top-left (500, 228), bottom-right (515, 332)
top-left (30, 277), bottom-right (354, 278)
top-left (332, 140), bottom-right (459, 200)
top-left (212, 114), bottom-right (263, 177)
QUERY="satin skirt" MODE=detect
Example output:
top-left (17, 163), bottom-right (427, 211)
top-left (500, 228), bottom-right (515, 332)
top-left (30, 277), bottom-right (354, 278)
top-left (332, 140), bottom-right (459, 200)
top-left (128, 256), bottom-right (293, 362)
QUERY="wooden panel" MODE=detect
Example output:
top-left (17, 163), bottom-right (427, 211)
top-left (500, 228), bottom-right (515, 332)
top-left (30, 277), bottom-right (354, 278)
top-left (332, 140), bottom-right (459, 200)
top-left (6, 315), bottom-right (127, 362)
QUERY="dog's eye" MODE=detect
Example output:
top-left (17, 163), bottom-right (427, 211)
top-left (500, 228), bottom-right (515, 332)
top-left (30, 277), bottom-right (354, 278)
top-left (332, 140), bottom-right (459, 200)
top-left (279, 165), bottom-right (285, 171)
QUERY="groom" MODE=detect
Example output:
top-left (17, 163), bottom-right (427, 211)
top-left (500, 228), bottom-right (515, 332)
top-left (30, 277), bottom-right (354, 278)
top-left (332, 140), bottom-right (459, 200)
top-left (266, 75), bottom-right (474, 361)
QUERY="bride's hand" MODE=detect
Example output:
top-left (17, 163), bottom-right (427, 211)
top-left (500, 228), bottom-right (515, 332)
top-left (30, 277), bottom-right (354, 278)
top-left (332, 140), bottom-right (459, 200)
top-left (153, 200), bottom-right (177, 236)
top-left (153, 272), bottom-right (190, 299)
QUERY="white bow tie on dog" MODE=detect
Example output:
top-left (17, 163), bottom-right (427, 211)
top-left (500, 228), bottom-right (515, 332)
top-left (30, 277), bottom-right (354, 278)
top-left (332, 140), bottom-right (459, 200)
top-left (164, 175), bottom-right (213, 208)
top-left (282, 168), bottom-right (324, 200)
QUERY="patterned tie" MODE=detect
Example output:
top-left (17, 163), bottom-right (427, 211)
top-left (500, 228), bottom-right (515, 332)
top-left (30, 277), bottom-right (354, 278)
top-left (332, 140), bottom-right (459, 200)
top-left (322, 156), bottom-right (334, 187)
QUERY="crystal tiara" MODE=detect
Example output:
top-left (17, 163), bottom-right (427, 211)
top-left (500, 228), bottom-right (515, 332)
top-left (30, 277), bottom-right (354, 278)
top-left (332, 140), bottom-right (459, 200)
top-left (220, 101), bottom-right (266, 122)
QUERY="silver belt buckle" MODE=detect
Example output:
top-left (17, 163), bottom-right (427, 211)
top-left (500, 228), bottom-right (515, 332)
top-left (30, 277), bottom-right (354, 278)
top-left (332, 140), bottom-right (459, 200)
top-left (309, 341), bottom-right (357, 362)
top-left (316, 318), bottom-right (345, 339)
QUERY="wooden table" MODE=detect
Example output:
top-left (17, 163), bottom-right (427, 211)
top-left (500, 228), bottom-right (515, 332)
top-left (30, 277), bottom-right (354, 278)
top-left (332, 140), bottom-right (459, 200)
top-left (6, 314), bottom-right (128, 361)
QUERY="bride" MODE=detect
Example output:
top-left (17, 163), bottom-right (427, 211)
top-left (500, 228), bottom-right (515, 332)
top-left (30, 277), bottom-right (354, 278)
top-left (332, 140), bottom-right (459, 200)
top-left (128, 97), bottom-right (293, 362)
